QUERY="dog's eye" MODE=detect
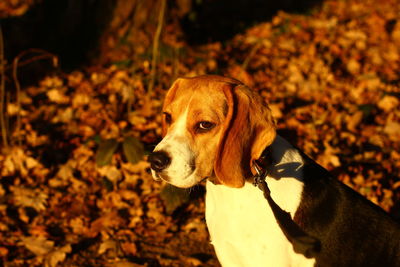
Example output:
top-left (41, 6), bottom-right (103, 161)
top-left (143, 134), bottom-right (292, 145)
top-left (163, 112), bottom-right (172, 124)
top-left (196, 121), bottom-right (215, 132)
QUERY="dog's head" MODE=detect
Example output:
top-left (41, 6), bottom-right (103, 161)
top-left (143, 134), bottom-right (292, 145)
top-left (149, 75), bottom-right (276, 188)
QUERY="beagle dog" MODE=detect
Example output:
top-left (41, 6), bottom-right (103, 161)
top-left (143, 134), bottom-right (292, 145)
top-left (149, 75), bottom-right (400, 267)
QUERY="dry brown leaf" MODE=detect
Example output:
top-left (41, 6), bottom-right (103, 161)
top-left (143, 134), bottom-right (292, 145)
top-left (181, 256), bottom-right (203, 267)
top-left (89, 211), bottom-right (124, 237)
top-left (72, 93), bottom-right (91, 107)
top-left (346, 58), bottom-right (361, 75)
top-left (0, 185), bottom-right (5, 197)
top-left (98, 239), bottom-right (118, 255)
top-left (44, 245), bottom-right (71, 267)
top-left (29, 225), bottom-right (49, 238)
top-left (121, 242), bottom-right (137, 256)
top-left (146, 198), bottom-right (165, 224)
top-left (384, 121), bottom-right (400, 141)
top-left (11, 186), bottom-right (48, 211)
top-left (97, 165), bottom-right (122, 184)
top-left (47, 89), bottom-right (70, 104)
top-left (70, 217), bottom-right (88, 235)
top-left (346, 111), bottom-right (363, 132)
top-left (378, 95), bottom-right (399, 112)
top-left (7, 103), bottom-right (27, 116)
top-left (21, 236), bottom-right (54, 256)
top-left (0, 247), bottom-right (8, 257)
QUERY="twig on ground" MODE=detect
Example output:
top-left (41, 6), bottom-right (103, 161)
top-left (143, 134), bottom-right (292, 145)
top-left (148, 0), bottom-right (166, 94)
top-left (12, 56), bottom-right (22, 146)
top-left (241, 41), bottom-right (262, 72)
top-left (0, 25), bottom-right (8, 149)
top-left (12, 49), bottom-right (58, 145)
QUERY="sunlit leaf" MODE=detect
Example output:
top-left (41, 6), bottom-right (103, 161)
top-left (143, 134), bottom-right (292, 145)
top-left (96, 138), bottom-right (119, 166)
top-left (45, 244), bottom-right (71, 267)
top-left (122, 136), bottom-right (144, 164)
top-left (21, 236), bottom-right (54, 256)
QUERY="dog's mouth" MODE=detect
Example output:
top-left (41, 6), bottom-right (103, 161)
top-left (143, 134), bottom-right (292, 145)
top-left (151, 168), bottom-right (209, 189)
top-left (200, 176), bottom-right (210, 183)
top-left (152, 171), bottom-right (163, 181)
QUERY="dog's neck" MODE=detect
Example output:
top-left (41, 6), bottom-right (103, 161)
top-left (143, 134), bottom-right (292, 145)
top-left (255, 135), bottom-right (306, 213)
top-left (208, 135), bottom-right (305, 214)
top-left (258, 135), bottom-right (305, 182)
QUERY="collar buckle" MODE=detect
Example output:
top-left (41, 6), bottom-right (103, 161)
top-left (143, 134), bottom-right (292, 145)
top-left (252, 160), bottom-right (263, 186)
top-left (252, 160), bottom-right (271, 195)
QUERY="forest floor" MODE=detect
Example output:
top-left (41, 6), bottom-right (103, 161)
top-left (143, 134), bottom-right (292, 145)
top-left (1, 0), bottom-right (400, 266)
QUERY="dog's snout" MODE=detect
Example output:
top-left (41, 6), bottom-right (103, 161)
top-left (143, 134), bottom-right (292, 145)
top-left (149, 151), bottom-right (171, 172)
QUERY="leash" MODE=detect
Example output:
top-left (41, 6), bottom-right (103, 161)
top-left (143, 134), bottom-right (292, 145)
top-left (252, 159), bottom-right (320, 259)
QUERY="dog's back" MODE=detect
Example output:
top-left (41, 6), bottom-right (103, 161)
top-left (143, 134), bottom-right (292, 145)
top-left (295, 154), bottom-right (400, 266)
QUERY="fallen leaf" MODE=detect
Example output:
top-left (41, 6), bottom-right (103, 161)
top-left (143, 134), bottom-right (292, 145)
top-left (96, 138), bottom-right (119, 166)
top-left (0, 247), bottom-right (8, 257)
top-left (377, 95), bottom-right (399, 112)
top-left (384, 121), bottom-right (400, 141)
top-left (47, 89), bottom-right (69, 104)
top-left (97, 165), bottom-right (122, 184)
top-left (346, 58), bottom-right (360, 75)
top-left (11, 186), bottom-right (48, 211)
top-left (98, 239), bottom-right (118, 255)
top-left (346, 111), bottom-right (363, 132)
top-left (44, 244), bottom-right (71, 267)
top-left (121, 242), bottom-right (137, 256)
top-left (89, 211), bottom-right (124, 237)
top-left (21, 236), bottom-right (54, 256)
top-left (160, 184), bottom-right (190, 214)
top-left (122, 136), bottom-right (144, 164)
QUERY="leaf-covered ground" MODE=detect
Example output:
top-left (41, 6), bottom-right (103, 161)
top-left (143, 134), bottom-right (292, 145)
top-left (1, 0), bottom-right (400, 266)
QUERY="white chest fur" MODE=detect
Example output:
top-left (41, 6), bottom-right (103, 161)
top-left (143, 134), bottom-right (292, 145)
top-left (205, 136), bottom-right (316, 267)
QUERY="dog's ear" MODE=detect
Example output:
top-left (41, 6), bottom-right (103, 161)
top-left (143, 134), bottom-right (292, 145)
top-left (248, 89), bottom-right (276, 174)
top-left (214, 84), bottom-right (276, 188)
top-left (161, 78), bottom-right (182, 137)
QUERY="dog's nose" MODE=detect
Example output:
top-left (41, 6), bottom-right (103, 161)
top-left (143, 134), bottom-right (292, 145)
top-left (148, 151), bottom-right (171, 172)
